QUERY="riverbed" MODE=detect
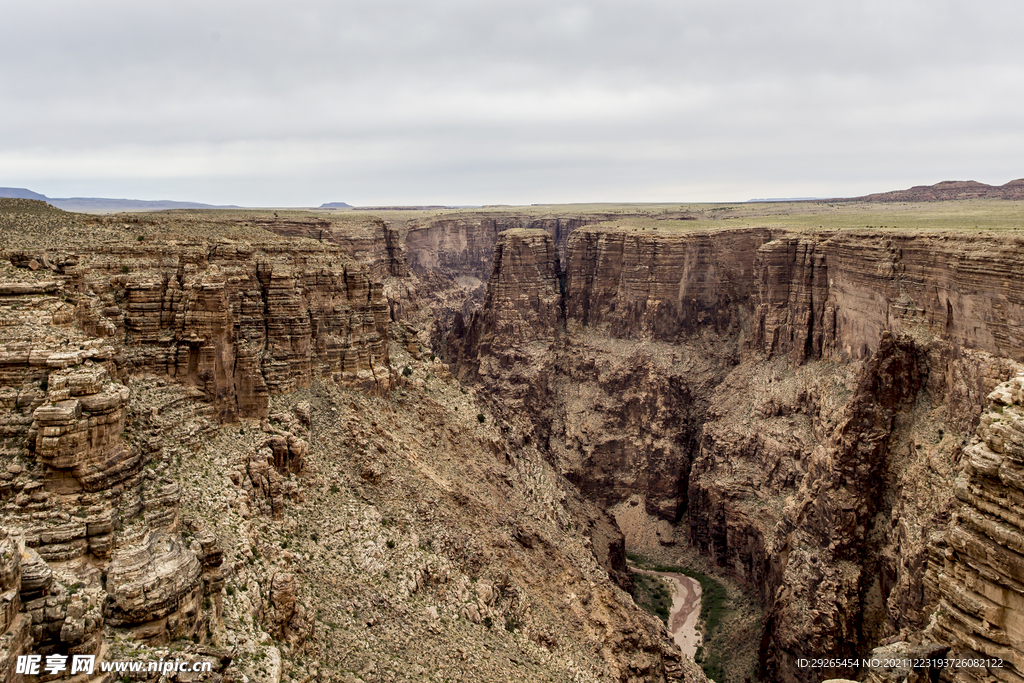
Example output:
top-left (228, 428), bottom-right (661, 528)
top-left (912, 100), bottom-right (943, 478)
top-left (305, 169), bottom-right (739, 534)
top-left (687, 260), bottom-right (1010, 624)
top-left (632, 567), bottom-right (703, 658)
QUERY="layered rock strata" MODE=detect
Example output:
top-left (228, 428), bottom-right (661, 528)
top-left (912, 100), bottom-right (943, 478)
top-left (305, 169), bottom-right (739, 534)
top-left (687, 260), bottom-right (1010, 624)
top-left (452, 228), bottom-right (562, 371)
top-left (754, 232), bottom-right (1024, 363)
top-left (926, 374), bottom-right (1024, 682)
top-left (459, 227), bottom-right (775, 520)
top-left (456, 223), bottom-right (1024, 682)
top-left (401, 213), bottom-right (622, 351)
top-left (0, 531), bottom-right (31, 682)
top-left (0, 282), bottom-right (218, 668)
top-left (64, 241), bottom-right (392, 420)
top-left (404, 214), bottom-right (609, 280)
top-left (565, 227), bottom-right (773, 339)
top-left (253, 215), bottom-right (408, 279)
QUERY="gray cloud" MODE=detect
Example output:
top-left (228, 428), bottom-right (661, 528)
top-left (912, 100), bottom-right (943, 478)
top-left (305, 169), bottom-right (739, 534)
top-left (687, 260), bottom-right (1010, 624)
top-left (2, 0), bottom-right (1022, 205)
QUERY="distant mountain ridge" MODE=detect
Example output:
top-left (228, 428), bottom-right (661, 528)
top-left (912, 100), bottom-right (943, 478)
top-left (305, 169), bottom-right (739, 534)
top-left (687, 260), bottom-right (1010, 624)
top-left (0, 187), bottom-right (238, 213)
top-left (747, 196), bottom-right (826, 202)
top-left (841, 179), bottom-right (1024, 202)
top-left (0, 188), bottom-right (48, 201)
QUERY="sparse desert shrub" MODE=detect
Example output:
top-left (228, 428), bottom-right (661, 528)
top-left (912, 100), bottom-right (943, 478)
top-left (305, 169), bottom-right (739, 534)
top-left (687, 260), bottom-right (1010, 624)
top-left (477, 413), bottom-right (485, 423)
top-left (402, 366), bottom-right (413, 377)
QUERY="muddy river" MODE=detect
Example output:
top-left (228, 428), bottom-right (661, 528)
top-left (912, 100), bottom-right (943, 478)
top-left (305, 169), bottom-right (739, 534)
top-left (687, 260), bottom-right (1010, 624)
top-left (633, 567), bottom-right (703, 658)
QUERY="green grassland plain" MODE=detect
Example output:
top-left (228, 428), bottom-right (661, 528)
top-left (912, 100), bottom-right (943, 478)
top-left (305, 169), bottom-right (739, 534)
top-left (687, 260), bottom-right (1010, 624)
top-left (2, 197), bottom-right (1022, 255)
top-left (249, 198), bottom-right (1024, 233)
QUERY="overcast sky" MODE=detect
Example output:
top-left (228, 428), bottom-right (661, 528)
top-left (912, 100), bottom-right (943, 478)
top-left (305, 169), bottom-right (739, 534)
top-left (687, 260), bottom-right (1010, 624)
top-left (2, 0), bottom-right (1022, 206)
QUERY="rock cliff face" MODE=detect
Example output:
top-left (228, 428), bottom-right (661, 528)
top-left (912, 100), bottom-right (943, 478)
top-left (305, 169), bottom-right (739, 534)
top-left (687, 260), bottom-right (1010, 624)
top-left (458, 227), bottom-right (775, 522)
top-left (0, 201), bottom-right (705, 683)
top-left (403, 214), bottom-right (606, 280)
top-left (455, 223), bottom-right (1024, 683)
top-left (456, 228), bottom-right (563, 359)
top-left (566, 227), bottom-right (772, 339)
top-left (926, 374), bottom-right (1024, 682)
top-left (0, 211), bottom-right (392, 680)
top-left (258, 211), bottom-right (618, 357)
top-left (400, 213), bottom-right (618, 351)
top-left (0, 280), bottom-right (217, 668)
top-left (754, 232), bottom-right (1024, 363)
top-left (61, 239), bottom-right (392, 421)
top-left (254, 215), bottom-right (408, 279)
top-left (0, 530), bottom-right (31, 682)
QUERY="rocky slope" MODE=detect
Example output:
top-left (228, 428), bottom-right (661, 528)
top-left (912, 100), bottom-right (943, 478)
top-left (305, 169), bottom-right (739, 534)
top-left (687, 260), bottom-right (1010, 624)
top-left (453, 221), bottom-right (1024, 682)
top-left (0, 200), bottom-right (704, 683)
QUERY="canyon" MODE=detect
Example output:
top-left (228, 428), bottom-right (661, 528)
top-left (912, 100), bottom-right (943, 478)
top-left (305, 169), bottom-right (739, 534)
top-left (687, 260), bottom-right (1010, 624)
top-left (1, 196), bottom-right (1023, 683)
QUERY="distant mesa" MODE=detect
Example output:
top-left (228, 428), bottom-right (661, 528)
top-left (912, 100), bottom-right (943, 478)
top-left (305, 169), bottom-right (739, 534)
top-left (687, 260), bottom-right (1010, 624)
top-left (840, 178), bottom-right (1024, 202)
top-left (319, 201), bottom-right (352, 209)
top-left (0, 187), bottom-right (238, 213)
top-left (0, 187), bottom-right (48, 201)
top-left (747, 197), bottom-right (827, 202)
top-left (351, 205), bottom-right (448, 211)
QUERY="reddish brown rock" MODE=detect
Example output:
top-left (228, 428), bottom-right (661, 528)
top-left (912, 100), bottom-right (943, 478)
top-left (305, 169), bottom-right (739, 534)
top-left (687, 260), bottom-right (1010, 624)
top-left (0, 531), bottom-right (30, 683)
top-left (456, 222), bottom-right (1024, 682)
top-left (69, 243), bottom-right (393, 420)
top-left (841, 178), bottom-right (1024, 202)
top-left (243, 447), bottom-right (285, 519)
top-left (0, 283), bottom-right (224, 657)
top-left (104, 528), bottom-right (204, 643)
top-left (925, 374), bottom-right (1024, 682)
top-left (754, 237), bottom-right (834, 364)
top-left (754, 231), bottom-right (1024, 363)
top-left (266, 572), bottom-right (313, 650)
top-left (453, 228), bottom-right (562, 364)
top-left (565, 227), bottom-right (772, 339)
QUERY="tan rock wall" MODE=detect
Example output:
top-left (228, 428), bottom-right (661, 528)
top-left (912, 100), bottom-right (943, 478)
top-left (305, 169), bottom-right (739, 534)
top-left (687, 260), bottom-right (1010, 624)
top-left (565, 227), bottom-right (773, 339)
top-left (926, 374), bottom-right (1024, 682)
top-left (455, 223), bottom-right (1024, 683)
top-left (69, 243), bottom-right (392, 420)
top-left (754, 231), bottom-right (1024, 364)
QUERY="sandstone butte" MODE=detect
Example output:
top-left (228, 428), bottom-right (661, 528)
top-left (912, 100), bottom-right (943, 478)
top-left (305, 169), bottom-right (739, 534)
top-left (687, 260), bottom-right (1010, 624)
top-left (0, 194), bottom-right (1021, 683)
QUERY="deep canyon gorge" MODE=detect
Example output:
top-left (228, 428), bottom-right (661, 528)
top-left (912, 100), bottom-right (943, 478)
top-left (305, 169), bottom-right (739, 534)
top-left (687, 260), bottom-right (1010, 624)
top-left (1, 194), bottom-right (1023, 683)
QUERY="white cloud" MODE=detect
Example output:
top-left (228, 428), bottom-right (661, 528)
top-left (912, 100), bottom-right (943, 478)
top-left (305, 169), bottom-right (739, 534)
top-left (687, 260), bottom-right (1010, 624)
top-left (2, 0), bottom-right (1022, 204)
